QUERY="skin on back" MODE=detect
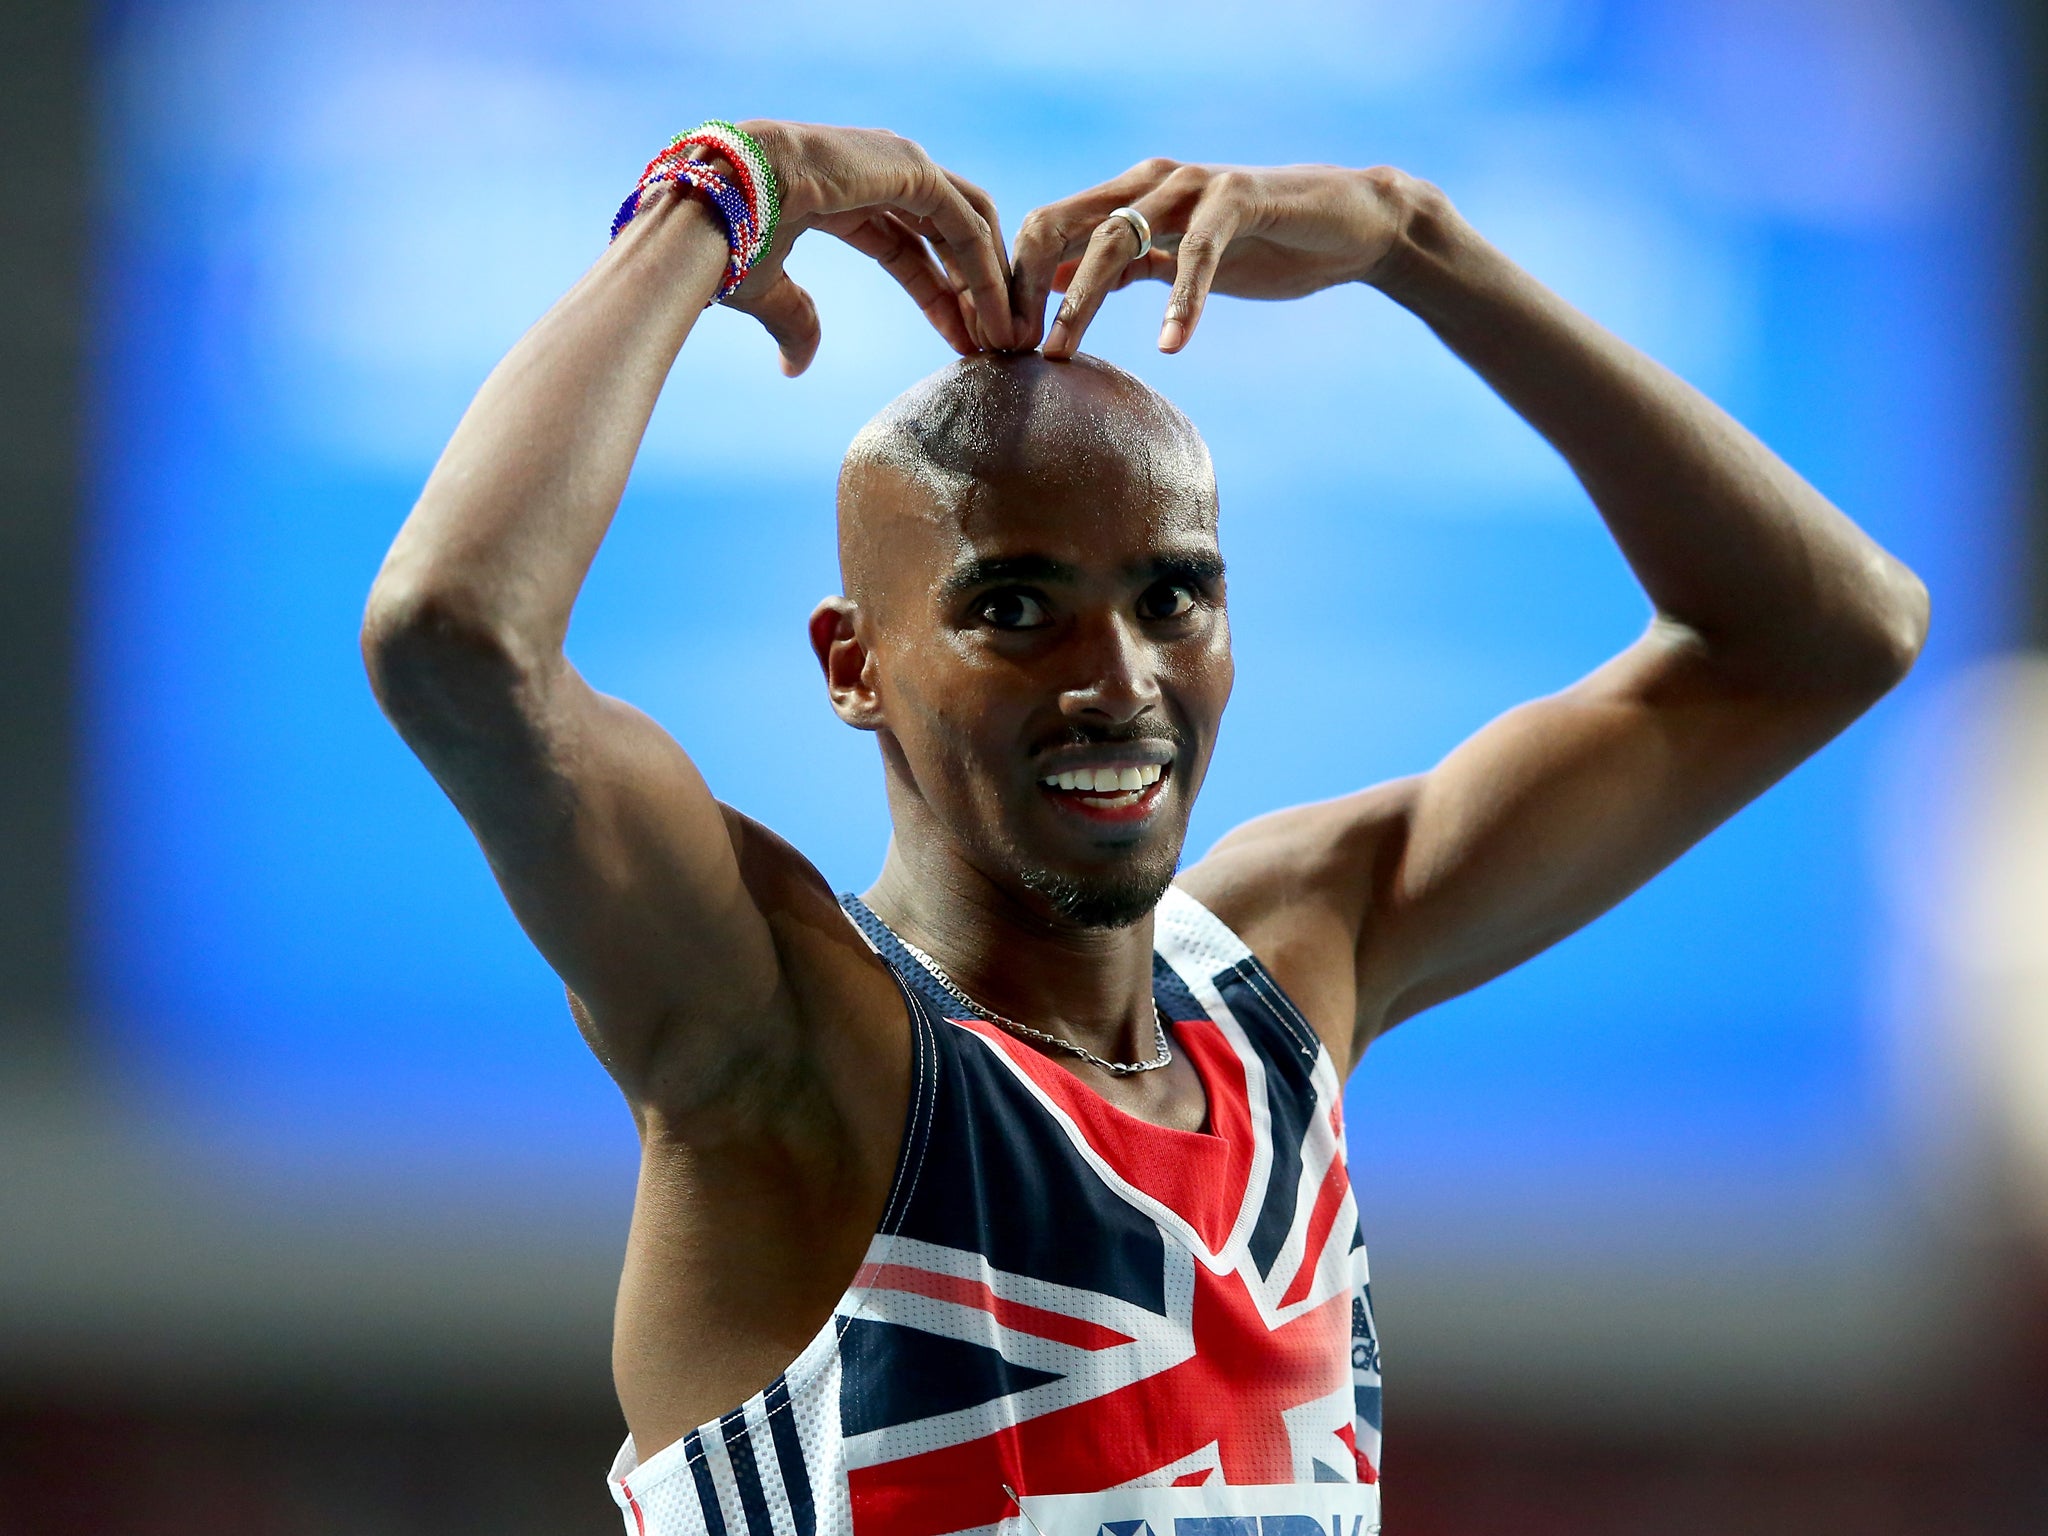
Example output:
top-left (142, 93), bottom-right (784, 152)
top-left (361, 123), bottom-right (1928, 1465)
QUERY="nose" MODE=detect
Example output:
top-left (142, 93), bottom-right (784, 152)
top-left (1057, 611), bottom-right (1162, 727)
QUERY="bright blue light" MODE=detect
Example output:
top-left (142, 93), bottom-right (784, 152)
top-left (88, 0), bottom-right (2017, 1237)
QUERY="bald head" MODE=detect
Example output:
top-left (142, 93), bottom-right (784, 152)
top-left (812, 351), bottom-right (1234, 930)
top-left (836, 352), bottom-right (1215, 608)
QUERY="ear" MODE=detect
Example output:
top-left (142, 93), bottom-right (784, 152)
top-left (809, 596), bottom-right (884, 731)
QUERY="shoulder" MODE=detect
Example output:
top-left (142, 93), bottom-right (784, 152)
top-left (1172, 777), bottom-right (1421, 1069)
top-left (715, 803), bottom-right (905, 1040)
top-left (628, 802), bottom-right (908, 1148)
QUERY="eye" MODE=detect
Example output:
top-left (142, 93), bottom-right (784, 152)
top-left (978, 589), bottom-right (1051, 630)
top-left (1137, 582), bottom-right (1197, 621)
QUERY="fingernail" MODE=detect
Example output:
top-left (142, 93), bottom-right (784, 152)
top-left (1158, 318), bottom-right (1185, 352)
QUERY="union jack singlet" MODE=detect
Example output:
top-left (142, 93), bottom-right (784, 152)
top-left (608, 886), bottom-right (1383, 1536)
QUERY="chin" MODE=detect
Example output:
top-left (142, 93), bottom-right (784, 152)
top-left (1015, 859), bottom-right (1178, 930)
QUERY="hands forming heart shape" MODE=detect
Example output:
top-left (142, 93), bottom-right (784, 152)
top-left (713, 121), bottom-right (1419, 377)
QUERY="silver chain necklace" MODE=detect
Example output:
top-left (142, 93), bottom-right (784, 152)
top-left (885, 927), bottom-right (1174, 1077)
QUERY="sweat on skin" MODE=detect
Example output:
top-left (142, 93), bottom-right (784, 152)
top-left (818, 350), bottom-right (1234, 934)
top-left (359, 123), bottom-right (1929, 1480)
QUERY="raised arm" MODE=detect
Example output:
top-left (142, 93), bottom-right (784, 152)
top-left (361, 124), bottom-right (1014, 1119)
top-left (1010, 161), bottom-right (1928, 1068)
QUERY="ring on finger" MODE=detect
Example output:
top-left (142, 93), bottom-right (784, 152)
top-left (1106, 205), bottom-right (1153, 259)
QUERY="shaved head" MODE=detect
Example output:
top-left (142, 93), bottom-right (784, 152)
top-left (836, 352), bottom-right (1215, 611)
top-left (814, 351), bottom-right (1231, 931)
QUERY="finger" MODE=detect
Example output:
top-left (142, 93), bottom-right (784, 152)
top-left (828, 210), bottom-right (978, 356)
top-left (1157, 190), bottom-right (1241, 353)
top-left (1043, 213), bottom-right (1147, 359)
top-left (896, 206), bottom-right (1025, 355)
top-left (890, 164), bottom-right (1010, 352)
top-left (1009, 159), bottom-right (1180, 348)
top-left (897, 211), bottom-right (990, 350)
top-left (946, 171), bottom-right (1016, 348)
top-left (1009, 207), bottom-right (1083, 351)
top-left (743, 272), bottom-right (822, 377)
top-left (1051, 251), bottom-right (1174, 295)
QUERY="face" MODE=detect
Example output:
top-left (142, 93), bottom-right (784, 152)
top-left (820, 451), bottom-right (1232, 929)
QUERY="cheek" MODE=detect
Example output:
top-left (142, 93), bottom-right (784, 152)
top-left (887, 652), bottom-right (1027, 790)
top-left (1210, 628), bottom-right (1236, 715)
top-left (1172, 628), bottom-right (1235, 734)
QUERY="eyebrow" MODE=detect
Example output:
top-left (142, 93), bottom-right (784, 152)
top-left (939, 554), bottom-right (1078, 599)
top-left (1150, 551), bottom-right (1228, 587)
top-left (938, 550), bottom-right (1227, 600)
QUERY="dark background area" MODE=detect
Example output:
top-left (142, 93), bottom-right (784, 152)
top-left (0, 0), bottom-right (81, 1065)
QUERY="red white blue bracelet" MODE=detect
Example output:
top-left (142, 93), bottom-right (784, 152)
top-left (610, 119), bottom-right (782, 303)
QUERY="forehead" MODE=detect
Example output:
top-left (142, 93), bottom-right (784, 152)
top-left (838, 352), bottom-right (1222, 608)
top-left (922, 470), bottom-right (1220, 593)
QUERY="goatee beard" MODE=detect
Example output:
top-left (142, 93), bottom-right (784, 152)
top-left (1016, 859), bottom-right (1177, 930)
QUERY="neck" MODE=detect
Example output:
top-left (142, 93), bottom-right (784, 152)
top-left (862, 837), bottom-right (1162, 1060)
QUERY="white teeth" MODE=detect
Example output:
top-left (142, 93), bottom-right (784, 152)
top-left (1043, 764), bottom-right (1167, 795)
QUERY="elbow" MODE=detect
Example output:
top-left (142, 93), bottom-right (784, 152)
top-left (1863, 558), bottom-right (1931, 691)
top-left (1829, 555), bottom-right (1930, 702)
top-left (360, 576), bottom-right (550, 733)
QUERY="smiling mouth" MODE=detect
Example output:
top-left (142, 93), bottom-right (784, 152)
top-left (1036, 762), bottom-right (1169, 819)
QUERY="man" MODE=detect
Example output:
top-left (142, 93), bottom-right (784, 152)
top-left (362, 121), bottom-right (1927, 1535)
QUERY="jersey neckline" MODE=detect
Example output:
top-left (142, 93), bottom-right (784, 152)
top-left (840, 893), bottom-right (1270, 1262)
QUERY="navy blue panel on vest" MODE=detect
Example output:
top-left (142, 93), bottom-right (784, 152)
top-left (682, 1429), bottom-right (727, 1536)
top-left (761, 1376), bottom-right (815, 1536)
top-left (1355, 1383), bottom-right (1383, 1433)
top-left (840, 895), bottom-right (1170, 1316)
top-left (1217, 962), bottom-right (1317, 1278)
top-left (902, 1026), bottom-right (1170, 1314)
top-left (717, 1407), bottom-right (774, 1536)
top-left (838, 1317), bottom-right (1063, 1436)
top-left (1150, 953), bottom-right (1203, 1024)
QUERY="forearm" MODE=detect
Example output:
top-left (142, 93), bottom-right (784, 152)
top-left (1368, 179), bottom-right (1928, 693)
top-left (366, 187), bottom-right (728, 673)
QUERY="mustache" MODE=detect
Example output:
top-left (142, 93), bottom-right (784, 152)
top-left (1030, 719), bottom-right (1187, 754)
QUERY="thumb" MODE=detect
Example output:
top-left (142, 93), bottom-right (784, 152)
top-left (742, 272), bottom-right (822, 377)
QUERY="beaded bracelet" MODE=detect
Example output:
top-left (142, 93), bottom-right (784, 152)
top-left (660, 120), bottom-right (781, 263)
top-left (610, 161), bottom-right (756, 299)
top-left (610, 119), bottom-right (782, 303)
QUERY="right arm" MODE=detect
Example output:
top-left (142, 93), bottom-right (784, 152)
top-left (360, 124), bottom-right (1013, 1129)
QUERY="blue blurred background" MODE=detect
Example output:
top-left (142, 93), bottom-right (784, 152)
top-left (5, 0), bottom-right (2046, 1531)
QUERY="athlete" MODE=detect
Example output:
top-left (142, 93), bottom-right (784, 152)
top-left (362, 121), bottom-right (1928, 1535)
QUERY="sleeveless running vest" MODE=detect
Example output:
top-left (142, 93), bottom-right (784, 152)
top-left (608, 887), bottom-right (1383, 1536)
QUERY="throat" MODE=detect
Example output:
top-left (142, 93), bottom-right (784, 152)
top-left (852, 876), bottom-right (1195, 1105)
top-left (858, 859), bottom-right (1164, 1042)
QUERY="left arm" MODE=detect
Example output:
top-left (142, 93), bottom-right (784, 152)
top-left (1010, 162), bottom-right (1929, 1068)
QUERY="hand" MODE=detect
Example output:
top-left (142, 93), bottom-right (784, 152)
top-left (1008, 160), bottom-right (1415, 358)
top-left (714, 121), bottom-right (1017, 375)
